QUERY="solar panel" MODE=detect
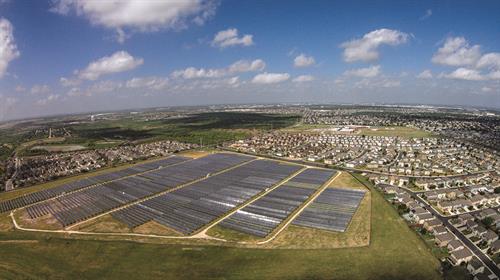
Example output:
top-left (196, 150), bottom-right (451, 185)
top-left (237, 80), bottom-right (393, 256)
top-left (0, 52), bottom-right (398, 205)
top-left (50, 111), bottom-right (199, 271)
top-left (112, 159), bottom-right (303, 235)
top-left (292, 187), bottom-right (365, 232)
top-left (220, 168), bottom-right (336, 237)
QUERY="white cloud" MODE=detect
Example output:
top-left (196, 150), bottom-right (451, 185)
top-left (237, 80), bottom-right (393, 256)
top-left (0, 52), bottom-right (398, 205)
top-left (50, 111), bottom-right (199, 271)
top-left (30, 84), bottom-right (51, 94)
top-left (172, 59), bottom-right (265, 79)
top-left (420, 9), bottom-right (432, 20)
top-left (87, 80), bottom-right (122, 94)
top-left (51, 0), bottom-right (217, 42)
top-left (36, 94), bottom-right (60, 106)
top-left (344, 65), bottom-right (381, 78)
top-left (60, 77), bottom-right (81, 87)
top-left (14, 85), bottom-right (25, 92)
top-left (341, 29), bottom-right (409, 62)
top-left (211, 28), bottom-right (254, 48)
top-left (476, 53), bottom-right (500, 70)
top-left (354, 78), bottom-right (400, 89)
top-left (292, 75), bottom-right (315, 82)
top-left (293, 54), bottom-right (315, 67)
top-left (252, 72), bottom-right (290, 84)
top-left (431, 37), bottom-right (481, 67)
top-left (486, 70), bottom-right (500, 80)
top-left (0, 94), bottom-right (17, 120)
top-left (126, 76), bottom-right (169, 90)
top-left (76, 51), bottom-right (143, 81)
top-left (443, 68), bottom-right (485, 81)
top-left (481, 86), bottom-right (492, 92)
top-left (228, 59), bottom-right (265, 73)
top-left (0, 18), bottom-right (20, 78)
top-left (171, 67), bottom-right (225, 79)
top-left (417, 69), bottom-right (433, 79)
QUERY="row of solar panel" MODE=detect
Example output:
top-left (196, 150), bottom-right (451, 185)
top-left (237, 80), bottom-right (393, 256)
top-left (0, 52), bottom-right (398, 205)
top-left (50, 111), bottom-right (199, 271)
top-left (0, 156), bottom-right (189, 213)
top-left (219, 168), bottom-right (336, 237)
top-left (292, 188), bottom-right (366, 232)
top-left (25, 153), bottom-right (254, 227)
top-left (111, 159), bottom-right (303, 235)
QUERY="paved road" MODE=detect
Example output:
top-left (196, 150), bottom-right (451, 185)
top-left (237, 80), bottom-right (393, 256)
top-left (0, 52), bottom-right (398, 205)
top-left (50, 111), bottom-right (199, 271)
top-left (406, 189), bottom-right (500, 277)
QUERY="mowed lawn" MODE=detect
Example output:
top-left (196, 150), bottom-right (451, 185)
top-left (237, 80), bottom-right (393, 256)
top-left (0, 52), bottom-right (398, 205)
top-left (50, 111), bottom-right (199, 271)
top-left (0, 173), bottom-right (442, 280)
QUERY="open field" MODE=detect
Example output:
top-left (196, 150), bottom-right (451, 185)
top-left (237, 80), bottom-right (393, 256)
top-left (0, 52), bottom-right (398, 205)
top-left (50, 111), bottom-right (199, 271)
top-left (0, 170), bottom-right (443, 280)
top-left (30, 144), bottom-right (86, 152)
top-left (358, 126), bottom-right (435, 138)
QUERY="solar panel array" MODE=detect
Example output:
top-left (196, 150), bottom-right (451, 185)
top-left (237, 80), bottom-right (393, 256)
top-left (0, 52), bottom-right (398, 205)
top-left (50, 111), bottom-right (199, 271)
top-left (112, 159), bottom-right (302, 234)
top-left (25, 153), bottom-right (253, 227)
top-left (0, 156), bottom-right (188, 213)
top-left (219, 168), bottom-right (336, 237)
top-left (292, 188), bottom-right (365, 232)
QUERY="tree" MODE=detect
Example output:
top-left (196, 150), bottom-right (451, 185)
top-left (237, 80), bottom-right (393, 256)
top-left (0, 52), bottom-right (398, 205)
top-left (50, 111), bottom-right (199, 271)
top-left (482, 217), bottom-right (494, 227)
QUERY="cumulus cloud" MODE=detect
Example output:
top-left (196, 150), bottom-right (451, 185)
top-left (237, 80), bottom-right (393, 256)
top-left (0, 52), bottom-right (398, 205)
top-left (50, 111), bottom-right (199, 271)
top-left (443, 68), bottom-right (485, 81)
top-left (292, 75), bottom-right (315, 82)
top-left (30, 84), bottom-right (51, 94)
top-left (0, 18), bottom-right (20, 78)
top-left (433, 37), bottom-right (500, 81)
top-left (125, 76), bottom-right (169, 90)
top-left (417, 70), bottom-right (433, 79)
top-left (344, 65), bottom-right (381, 78)
top-left (431, 37), bottom-right (481, 67)
top-left (476, 53), bottom-right (500, 70)
top-left (211, 28), bottom-right (254, 48)
top-left (172, 59), bottom-right (265, 79)
top-left (51, 0), bottom-right (217, 42)
top-left (293, 54), bottom-right (315, 67)
top-left (341, 28), bottom-right (409, 62)
top-left (76, 51), bottom-right (143, 81)
top-left (252, 72), bottom-right (290, 84)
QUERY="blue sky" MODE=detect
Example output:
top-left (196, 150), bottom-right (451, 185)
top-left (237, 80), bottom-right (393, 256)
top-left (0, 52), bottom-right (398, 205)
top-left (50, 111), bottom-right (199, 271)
top-left (0, 0), bottom-right (499, 121)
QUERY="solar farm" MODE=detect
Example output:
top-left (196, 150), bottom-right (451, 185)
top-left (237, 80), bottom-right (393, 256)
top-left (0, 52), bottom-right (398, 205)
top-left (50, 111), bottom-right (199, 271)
top-left (293, 188), bottom-right (366, 232)
top-left (4, 152), bottom-right (368, 244)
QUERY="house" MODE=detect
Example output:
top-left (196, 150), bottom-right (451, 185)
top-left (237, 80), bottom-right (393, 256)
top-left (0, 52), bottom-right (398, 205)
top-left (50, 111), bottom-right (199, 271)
top-left (447, 239), bottom-right (464, 252)
top-left (435, 233), bottom-right (455, 247)
top-left (433, 225), bottom-right (448, 236)
top-left (477, 208), bottom-right (497, 220)
top-left (475, 226), bottom-right (488, 238)
top-left (474, 273), bottom-right (494, 280)
top-left (449, 247), bottom-right (473, 266)
top-left (415, 212), bottom-right (434, 224)
top-left (466, 221), bottom-right (479, 232)
top-left (467, 257), bottom-right (485, 275)
top-left (489, 239), bottom-right (500, 254)
top-left (483, 230), bottom-right (498, 245)
top-left (424, 218), bottom-right (443, 231)
top-left (412, 207), bottom-right (427, 215)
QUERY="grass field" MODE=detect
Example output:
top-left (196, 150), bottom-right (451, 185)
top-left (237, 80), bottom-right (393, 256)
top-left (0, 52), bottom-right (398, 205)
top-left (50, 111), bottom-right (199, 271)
top-left (0, 171), bottom-right (443, 280)
top-left (359, 126), bottom-right (435, 138)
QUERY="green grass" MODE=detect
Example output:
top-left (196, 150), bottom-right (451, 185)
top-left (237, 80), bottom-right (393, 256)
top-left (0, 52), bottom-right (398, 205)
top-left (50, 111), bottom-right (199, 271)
top-left (0, 172), bottom-right (442, 280)
top-left (359, 126), bottom-right (435, 138)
